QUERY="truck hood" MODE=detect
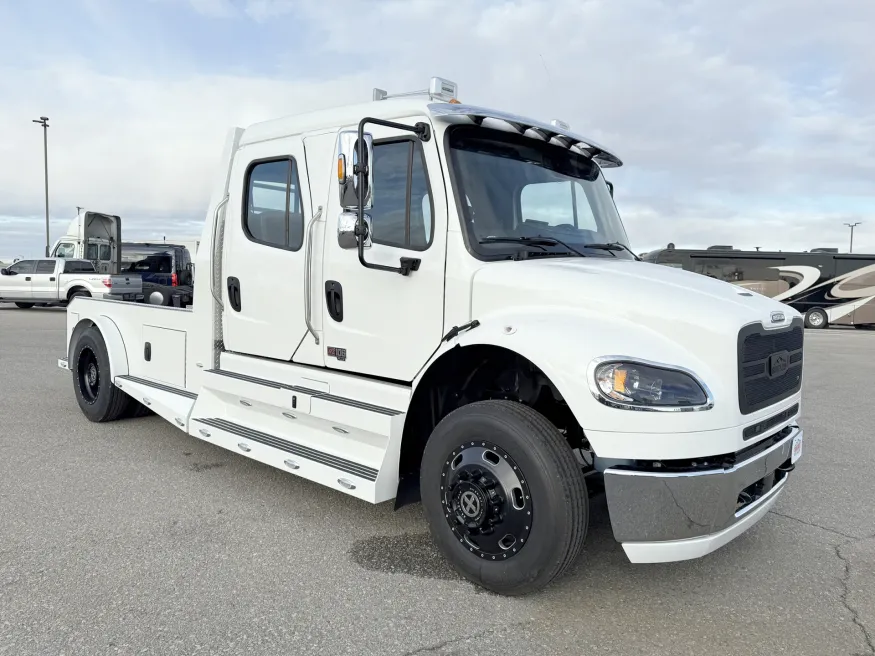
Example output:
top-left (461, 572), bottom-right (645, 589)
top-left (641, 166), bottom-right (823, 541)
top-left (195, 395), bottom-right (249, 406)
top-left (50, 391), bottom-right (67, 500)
top-left (471, 257), bottom-right (798, 346)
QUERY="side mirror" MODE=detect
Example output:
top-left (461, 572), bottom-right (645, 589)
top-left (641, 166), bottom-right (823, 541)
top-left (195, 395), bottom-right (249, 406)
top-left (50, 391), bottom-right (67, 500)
top-left (337, 130), bottom-right (374, 211)
top-left (606, 180), bottom-right (614, 197)
top-left (338, 211), bottom-right (372, 250)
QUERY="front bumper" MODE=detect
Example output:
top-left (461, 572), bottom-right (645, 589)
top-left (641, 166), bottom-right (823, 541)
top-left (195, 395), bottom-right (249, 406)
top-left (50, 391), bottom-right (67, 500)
top-left (604, 425), bottom-right (801, 564)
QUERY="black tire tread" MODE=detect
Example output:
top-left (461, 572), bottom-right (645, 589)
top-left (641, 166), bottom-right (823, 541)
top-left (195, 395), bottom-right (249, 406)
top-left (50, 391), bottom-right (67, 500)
top-left (74, 327), bottom-right (131, 422)
top-left (480, 401), bottom-right (588, 589)
top-left (14, 302), bottom-right (34, 309)
top-left (423, 400), bottom-right (588, 595)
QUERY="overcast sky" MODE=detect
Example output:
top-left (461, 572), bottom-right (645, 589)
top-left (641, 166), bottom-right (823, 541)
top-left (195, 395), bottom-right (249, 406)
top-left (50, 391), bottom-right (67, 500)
top-left (1, 0), bottom-right (873, 261)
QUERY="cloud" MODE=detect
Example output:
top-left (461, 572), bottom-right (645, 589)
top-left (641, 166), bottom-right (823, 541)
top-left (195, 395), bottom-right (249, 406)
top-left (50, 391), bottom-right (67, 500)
top-left (1, 0), bottom-right (873, 258)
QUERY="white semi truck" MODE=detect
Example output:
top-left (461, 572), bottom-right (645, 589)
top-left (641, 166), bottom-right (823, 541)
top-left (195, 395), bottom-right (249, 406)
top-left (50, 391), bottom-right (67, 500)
top-left (59, 78), bottom-right (804, 595)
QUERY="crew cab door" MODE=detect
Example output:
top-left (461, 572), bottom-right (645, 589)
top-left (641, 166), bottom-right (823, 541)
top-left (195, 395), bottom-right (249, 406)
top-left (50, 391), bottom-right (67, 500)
top-left (31, 260), bottom-right (59, 299)
top-left (221, 137), bottom-right (312, 360)
top-left (0, 260), bottom-right (36, 299)
top-left (318, 118), bottom-right (447, 381)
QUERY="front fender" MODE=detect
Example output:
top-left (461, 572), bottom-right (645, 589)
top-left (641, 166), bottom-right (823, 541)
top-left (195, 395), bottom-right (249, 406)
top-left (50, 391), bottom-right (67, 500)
top-left (417, 307), bottom-right (733, 458)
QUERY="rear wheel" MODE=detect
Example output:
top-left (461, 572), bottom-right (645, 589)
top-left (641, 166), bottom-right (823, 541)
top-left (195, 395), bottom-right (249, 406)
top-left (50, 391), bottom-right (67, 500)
top-left (804, 308), bottom-right (828, 329)
top-left (14, 302), bottom-right (34, 309)
top-left (421, 400), bottom-right (588, 596)
top-left (68, 289), bottom-right (91, 301)
top-left (73, 327), bottom-right (131, 422)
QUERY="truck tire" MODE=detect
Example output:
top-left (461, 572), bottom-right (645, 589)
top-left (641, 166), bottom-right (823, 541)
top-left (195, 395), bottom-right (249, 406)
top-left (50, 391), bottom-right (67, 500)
top-left (72, 327), bottom-right (131, 422)
top-left (68, 289), bottom-right (91, 301)
top-left (14, 302), bottom-right (34, 309)
top-left (420, 400), bottom-right (588, 596)
top-left (804, 308), bottom-right (828, 329)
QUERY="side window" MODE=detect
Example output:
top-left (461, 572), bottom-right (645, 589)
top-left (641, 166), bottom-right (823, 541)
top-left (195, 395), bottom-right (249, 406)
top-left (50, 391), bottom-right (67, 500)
top-left (99, 245), bottom-right (111, 261)
top-left (244, 159), bottom-right (304, 251)
top-left (36, 260), bottom-right (56, 274)
top-left (56, 243), bottom-right (75, 258)
top-left (9, 260), bottom-right (35, 274)
top-left (85, 243), bottom-right (99, 260)
top-left (370, 140), bottom-right (434, 251)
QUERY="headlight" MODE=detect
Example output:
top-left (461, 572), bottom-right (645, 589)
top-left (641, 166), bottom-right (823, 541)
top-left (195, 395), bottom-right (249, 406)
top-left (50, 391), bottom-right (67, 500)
top-left (591, 360), bottom-right (710, 410)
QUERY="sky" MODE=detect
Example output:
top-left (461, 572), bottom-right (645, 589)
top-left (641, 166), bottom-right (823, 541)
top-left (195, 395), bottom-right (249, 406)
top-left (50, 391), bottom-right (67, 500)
top-left (1, 0), bottom-right (874, 261)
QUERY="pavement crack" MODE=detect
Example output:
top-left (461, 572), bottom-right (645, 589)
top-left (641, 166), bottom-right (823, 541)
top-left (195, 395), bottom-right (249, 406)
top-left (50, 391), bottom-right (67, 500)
top-left (835, 543), bottom-right (875, 655)
top-left (400, 623), bottom-right (528, 655)
top-left (769, 510), bottom-right (859, 540)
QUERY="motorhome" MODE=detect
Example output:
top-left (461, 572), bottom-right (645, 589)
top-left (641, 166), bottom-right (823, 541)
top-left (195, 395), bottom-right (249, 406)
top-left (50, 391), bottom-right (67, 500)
top-left (643, 245), bottom-right (875, 329)
top-left (58, 78), bottom-right (804, 595)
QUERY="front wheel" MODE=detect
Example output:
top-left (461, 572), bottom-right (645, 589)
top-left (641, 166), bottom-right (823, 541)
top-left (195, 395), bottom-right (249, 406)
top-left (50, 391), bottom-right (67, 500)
top-left (72, 327), bottom-right (131, 422)
top-left (421, 400), bottom-right (588, 596)
top-left (804, 308), bottom-right (828, 329)
top-left (14, 302), bottom-right (34, 309)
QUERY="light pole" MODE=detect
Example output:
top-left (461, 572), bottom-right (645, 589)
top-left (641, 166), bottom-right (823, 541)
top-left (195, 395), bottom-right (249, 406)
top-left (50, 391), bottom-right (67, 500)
top-left (32, 116), bottom-right (50, 257)
top-left (844, 222), bottom-right (861, 253)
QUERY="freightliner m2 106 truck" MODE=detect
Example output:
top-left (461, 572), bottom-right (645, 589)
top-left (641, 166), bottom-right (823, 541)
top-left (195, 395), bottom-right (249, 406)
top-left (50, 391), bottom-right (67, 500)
top-left (59, 78), bottom-right (804, 595)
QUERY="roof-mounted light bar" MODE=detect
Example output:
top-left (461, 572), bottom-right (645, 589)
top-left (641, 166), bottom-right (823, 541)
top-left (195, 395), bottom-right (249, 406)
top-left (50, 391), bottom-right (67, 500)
top-left (373, 76), bottom-right (459, 103)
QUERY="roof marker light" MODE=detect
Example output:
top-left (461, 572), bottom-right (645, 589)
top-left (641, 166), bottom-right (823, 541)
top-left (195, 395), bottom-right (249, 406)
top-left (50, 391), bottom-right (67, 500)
top-left (550, 119), bottom-right (570, 130)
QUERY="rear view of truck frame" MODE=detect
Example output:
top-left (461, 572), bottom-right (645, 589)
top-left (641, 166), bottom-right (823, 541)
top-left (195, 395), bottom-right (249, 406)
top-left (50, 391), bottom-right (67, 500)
top-left (59, 77), bottom-right (805, 595)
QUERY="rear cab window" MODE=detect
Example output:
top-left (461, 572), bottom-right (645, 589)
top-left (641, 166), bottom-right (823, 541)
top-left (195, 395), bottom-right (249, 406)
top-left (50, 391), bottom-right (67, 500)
top-left (35, 260), bottom-right (56, 274)
top-left (64, 261), bottom-right (96, 274)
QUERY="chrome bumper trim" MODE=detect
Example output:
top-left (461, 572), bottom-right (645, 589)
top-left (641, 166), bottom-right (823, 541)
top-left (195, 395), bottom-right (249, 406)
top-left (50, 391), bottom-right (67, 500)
top-left (604, 426), bottom-right (799, 545)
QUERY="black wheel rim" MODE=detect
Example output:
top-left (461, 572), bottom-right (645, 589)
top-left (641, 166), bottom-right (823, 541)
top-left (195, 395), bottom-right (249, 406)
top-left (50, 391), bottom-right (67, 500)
top-left (441, 440), bottom-right (532, 560)
top-left (77, 347), bottom-right (100, 404)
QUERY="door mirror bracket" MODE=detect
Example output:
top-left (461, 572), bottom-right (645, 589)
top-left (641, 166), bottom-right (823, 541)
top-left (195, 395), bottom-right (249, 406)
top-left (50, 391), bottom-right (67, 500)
top-left (337, 117), bottom-right (431, 276)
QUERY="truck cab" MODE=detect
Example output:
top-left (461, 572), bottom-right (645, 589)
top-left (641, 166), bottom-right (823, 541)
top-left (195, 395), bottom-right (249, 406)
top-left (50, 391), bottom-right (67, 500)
top-left (51, 210), bottom-right (122, 275)
top-left (59, 78), bottom-right (804, 596)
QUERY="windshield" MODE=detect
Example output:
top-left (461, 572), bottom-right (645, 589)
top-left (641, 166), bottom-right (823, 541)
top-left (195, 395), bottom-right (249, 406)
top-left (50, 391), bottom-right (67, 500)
top-left (447, 126), bottom-right (631, 259)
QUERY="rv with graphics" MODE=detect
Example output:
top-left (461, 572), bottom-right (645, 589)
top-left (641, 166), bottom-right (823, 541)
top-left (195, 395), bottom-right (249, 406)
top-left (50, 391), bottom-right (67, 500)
top-left (58, 78), bottom-right (805, 595)
top-left (643, 245), bottom-right (875, 330)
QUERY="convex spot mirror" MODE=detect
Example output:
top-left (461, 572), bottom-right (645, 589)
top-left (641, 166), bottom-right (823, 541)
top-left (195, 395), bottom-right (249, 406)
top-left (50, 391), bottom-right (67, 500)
top-left (337, 130), bottom-right (374, 211)
top-left (338, 212), bottom-right (372, 250)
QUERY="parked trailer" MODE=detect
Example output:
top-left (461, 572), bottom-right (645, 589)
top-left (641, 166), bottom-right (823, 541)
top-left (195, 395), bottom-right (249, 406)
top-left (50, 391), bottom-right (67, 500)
top-left (59, 77), bottom-right (804, 595)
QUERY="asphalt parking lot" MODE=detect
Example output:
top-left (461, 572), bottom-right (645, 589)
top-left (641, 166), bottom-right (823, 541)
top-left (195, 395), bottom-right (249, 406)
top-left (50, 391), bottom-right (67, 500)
top-left (1, 306), bottom-right (873, 656)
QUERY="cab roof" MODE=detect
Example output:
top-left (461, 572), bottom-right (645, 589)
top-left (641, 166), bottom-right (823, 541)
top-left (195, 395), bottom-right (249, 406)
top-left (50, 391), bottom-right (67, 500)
top-left (239, 97), bottom-right (622, 168)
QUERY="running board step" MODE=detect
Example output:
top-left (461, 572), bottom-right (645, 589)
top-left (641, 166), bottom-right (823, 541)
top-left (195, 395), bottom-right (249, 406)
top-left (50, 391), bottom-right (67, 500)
top-left (114, 375), bottom-right (197, 430)
top-left (189, 416), bottom-right (392, 502)
top-left (196, 418), bottom-right (378, 481)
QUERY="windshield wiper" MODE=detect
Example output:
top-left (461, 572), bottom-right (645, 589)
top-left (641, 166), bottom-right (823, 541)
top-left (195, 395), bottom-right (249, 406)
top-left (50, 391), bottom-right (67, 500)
top-left (581, 241), bottom-right (641, 261)
top-left (479, 236), bottom-right (586, 258)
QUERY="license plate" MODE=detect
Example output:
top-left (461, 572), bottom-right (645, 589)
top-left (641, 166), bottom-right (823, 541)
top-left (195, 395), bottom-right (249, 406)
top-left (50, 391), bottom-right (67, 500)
top-left (791, 434), bottom-right (803, 464)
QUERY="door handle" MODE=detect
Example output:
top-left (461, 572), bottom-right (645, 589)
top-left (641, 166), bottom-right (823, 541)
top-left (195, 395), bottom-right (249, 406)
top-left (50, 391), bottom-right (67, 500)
top-left (227, 277), bottom-right (242, 312)
top-left (325, 280), bottom-right (343, 322)
top-left (50, 277), bottom-right (56, 281)
top-left (25, 277), bottom-right (31, 281)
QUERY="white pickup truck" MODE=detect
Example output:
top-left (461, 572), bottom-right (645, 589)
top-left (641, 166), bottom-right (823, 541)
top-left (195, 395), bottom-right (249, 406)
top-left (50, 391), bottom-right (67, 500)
top-left (58, 77), bottom-right (804, 595)
top-left (0, 258), bottom-right (142, 308)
